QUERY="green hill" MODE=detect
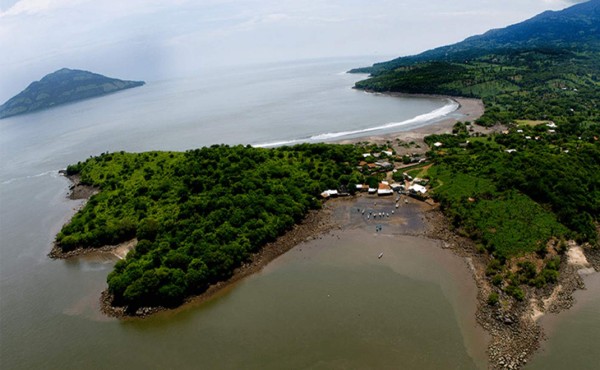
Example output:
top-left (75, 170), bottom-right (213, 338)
top-left (0, 68), bottom-right (145, 119)
top-left (351, 0), bottom-right (600, 127)
top-left (350, 0), bottom-right (600, 74)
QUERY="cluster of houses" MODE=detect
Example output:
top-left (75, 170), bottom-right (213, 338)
top-left (321, 147), bottom-right (432, 201)
top-left (322, 174), bottom-right (429, 200)
top-left (504, 122), bottom-right (560, 153)
top-left (357, 149), bottom-right (425, 174)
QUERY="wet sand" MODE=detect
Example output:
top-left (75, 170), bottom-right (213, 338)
top-left (336, 96), bottom-right (486, 155)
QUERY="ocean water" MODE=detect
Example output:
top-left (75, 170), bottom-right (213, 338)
top-left (0, 58), bottom-right (455, 184)
top-left (1, 57), bottom-right (594, 369)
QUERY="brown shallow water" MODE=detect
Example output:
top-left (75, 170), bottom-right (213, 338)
top-left (118, 196), bottom-right (489, 369)
top-left (1, 190), bottom-right (490, 370)
top-left (525, 271), bottom-right (600, 370)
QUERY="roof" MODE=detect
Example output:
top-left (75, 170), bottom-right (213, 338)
top-left (378, 183), bottom-right (391, 190)
top-left (409, 184), bottom-right (427, 194)
top-left (321, 189), bottom-right (338, 198)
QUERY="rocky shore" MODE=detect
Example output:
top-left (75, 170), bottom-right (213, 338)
top-left (48, 172), bottom-right (101, 259)
top-left (422, 208), bottom-right (600, 370)
top-left (100, 200), bottom-right (345, 318)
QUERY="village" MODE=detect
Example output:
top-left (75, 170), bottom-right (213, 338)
top-left (320, 142), bottom-right (434, 206)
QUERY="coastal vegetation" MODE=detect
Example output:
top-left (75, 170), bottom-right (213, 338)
top-left (57, 144), bottom-right (363, 310)
top-left (0, 68), bottom-right (144, 119)
top-left (354, 48), bottom-right (600, 128)
top-left (352, 0), bottom-right (599, 128)
top-left (423, 121), bottom-right (600, 298)
top-left (351, 0), bottom-right (600, 304)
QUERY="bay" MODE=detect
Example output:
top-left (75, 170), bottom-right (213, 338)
top-left (1, 57), bottom-right (482, 369)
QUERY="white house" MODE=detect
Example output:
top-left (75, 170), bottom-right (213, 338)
top-left (409, 184), bottom-right (427, 194)
top-left (320, 189), bottom-right (338, 198)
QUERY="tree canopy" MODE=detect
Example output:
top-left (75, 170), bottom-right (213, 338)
top-left (58, 144), bottom-right (363, 309)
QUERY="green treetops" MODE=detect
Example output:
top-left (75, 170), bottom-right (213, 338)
top-left (57, 144), bottom-right (363, 311)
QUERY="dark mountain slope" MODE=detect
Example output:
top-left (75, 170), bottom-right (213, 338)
top-left (0, 68), bottom-right (145, 119)
top-left (351, 0), bottom-right (600, 74)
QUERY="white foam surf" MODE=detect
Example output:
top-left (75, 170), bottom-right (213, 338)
top-left (1, 170), bottom-right (61, 186)
top-left (255, 99), bottom-right (459, 148)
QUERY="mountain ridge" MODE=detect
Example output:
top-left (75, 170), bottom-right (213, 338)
top-left (350, 0), bottom-right (600, 74)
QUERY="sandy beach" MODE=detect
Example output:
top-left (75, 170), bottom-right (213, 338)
top-left (337, 96), bottom-right (485, 148)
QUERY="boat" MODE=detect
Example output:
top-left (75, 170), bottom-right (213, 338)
top-left (378, 252), bottom-right (384, 259)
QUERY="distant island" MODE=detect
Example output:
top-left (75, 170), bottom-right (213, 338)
top-left (0, 68), bottom-right (145, 119)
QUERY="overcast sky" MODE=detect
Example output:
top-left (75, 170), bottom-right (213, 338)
top-left (0, 0), bottom-right (586, 101)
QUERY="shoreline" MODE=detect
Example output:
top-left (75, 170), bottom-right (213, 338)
top-left (336, 94), bottom-right (487, 147)
top-left (100, 198), bottom-right (347, 318)
top-left (50, 91), bottom-right (598, 369)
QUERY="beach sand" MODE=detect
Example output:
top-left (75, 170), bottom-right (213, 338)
top-left (336, 96), bottom-right (486, 155)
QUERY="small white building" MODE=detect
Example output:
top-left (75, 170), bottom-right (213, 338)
top-left (320, 189), bottom-right (339, 198)
top-left (409, 184), bottom-right (427, 195)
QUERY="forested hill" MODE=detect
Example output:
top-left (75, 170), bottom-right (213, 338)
top-left (0, 69), bottom-right (144, 119)
top-left (57, 144), bottom-right (363, 311)
top-left (350, 1), bottom-right (600, 127)
top-left (350, 0), bottom-right (600, 74)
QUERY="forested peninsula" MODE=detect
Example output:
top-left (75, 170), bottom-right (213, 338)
top-left (54, 144), bottom-right (364, 311)
top-left (0, 68), bottom-right (144, 119)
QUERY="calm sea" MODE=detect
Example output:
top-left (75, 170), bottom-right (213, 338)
top-left (0, 58), bottom-right (596, 369)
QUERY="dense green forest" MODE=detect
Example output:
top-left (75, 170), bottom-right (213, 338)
top-left (426, 122), bottom-right (600, 253)
top-left (351, 1), bottom-right (599, 127)
top-left (58, 144), bottom-right (363, 310)
top-left (355, 48), bottom-right (600, 127)
top-left (422, 121), bottom-right (600, 299)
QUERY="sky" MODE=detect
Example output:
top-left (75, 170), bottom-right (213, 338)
top-left (0, 0), bottom-right (587, 102)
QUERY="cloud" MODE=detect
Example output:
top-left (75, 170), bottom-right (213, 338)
top-left (0, 0), bottom-right (87, 17)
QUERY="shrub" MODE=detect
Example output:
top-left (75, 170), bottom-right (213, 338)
top-left (487, 292), bottom-right (499, 306)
